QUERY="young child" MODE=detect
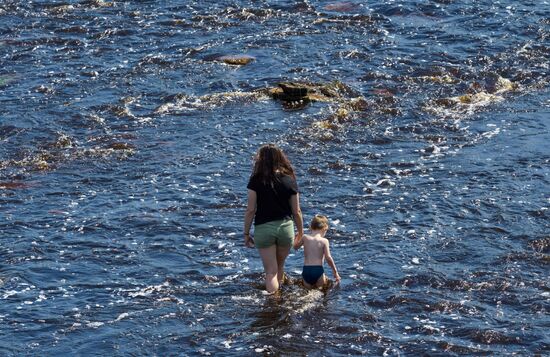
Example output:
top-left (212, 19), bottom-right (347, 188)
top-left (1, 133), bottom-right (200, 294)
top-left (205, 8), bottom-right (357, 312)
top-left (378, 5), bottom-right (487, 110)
top-left (293, 215), bottom-right (341, 288)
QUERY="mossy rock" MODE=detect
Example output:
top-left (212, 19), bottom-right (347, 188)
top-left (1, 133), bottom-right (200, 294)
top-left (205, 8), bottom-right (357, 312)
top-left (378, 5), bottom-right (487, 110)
top-left (217, 55), bottom-right (255, 66)
top-left (279, 82), bottom-right (309, 97)
top-left (265, 81), bottom-right (356, 104)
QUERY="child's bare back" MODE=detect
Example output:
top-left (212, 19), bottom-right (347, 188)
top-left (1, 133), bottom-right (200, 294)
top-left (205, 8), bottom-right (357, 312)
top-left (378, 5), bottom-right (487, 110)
top-left (294, 215), bottom-right (341, 289)
top-left (302, 234), bottom-right (328, 266)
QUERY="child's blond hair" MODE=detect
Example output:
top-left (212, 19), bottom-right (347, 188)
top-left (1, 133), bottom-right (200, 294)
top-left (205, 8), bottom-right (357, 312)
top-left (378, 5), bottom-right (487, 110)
top-left (310, 214), bottom-right (329, 230)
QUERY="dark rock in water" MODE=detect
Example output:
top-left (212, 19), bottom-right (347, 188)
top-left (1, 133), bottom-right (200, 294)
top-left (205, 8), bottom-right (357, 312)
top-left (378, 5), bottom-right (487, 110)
top-left (266, 82), bottom-right (320, 109)
top-left (0, 125), bottom-right (23, 140)
top-left (269, 82), bottom-right (311, 105)
top-left (107, 142), bottom-right (134, 150)
top-left (34, 85), bottom-right (55, 94)
top-left (54, 134), bottom-right (74, 149)
top-left (423, 145), bottom-right (441, 155)
top-left (471, 329), bottom-right (520, 345)
top-left (81, 0), bottom-right (114, 8)
top-left (217, 55), bottom-right (255, 66)
top-left (266, 81), bottom-right (353, 104)
top-left (157, 17), bottom-right (188, 27)
top-left (41, 134), bottom-right (75, 149)
top-left (434, 98), bottom-right (458, 107)
top-left (529, 237), bottom-right (550, 253)
top-left (47, 4), bottom-right (75, 15)
top-left (363, 187), bottom-right (374, 194)
top-left (372, 88), bottom-right (395, 97)
top-left (347, 97), bottom-right (369, 111)
top-left (279, 82), bottom-right (309, 97)
top-left (0, 181), bottom-right (31, 190)
top-left (104, 104), bottom-right (134, 118)
top-left (260, 81), bottom-right (374, 119)
top-left (307, 167), bottom-right (325, 175)
top-left (292, 1), bottom-right (315, 12)
top-left (376, 178), bottom-right (395, 188)
top-left (202, 53), bottom-right (225, 62)
top-left (202, 54), bottom-right (255, 66)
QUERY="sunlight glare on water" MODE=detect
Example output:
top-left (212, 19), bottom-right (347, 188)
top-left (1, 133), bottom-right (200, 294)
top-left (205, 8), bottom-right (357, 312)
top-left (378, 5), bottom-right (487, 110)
top-left (0, 0), bottom-right (549, 355)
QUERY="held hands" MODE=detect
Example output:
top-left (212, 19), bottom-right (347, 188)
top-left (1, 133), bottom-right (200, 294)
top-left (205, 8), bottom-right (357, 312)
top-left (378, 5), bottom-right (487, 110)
top-left (334, 273), bottom-right (341, 284)
top-left (293, 232), bottom-right (303, 250)
top-left (244, 234), bottom-right (255, 248)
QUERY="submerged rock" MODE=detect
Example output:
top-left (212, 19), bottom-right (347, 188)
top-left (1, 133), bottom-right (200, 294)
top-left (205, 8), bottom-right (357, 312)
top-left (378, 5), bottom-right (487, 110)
top-left (432, 76), bottom-right (516, 109)
top-left (436, 92), bottom-right (503, 108)
top-left (279, 82), bottom-right (309, 98)
top-left (0, 181), bottom-right (31, 190)
top-left (263, 80), bottom-right (359, 105)
top-left (217, 55), bottom-right (255, 66)
top-left (418, 74), bottom-right (457, 84)
top-left (51, 134), bottom-right (75, 149)
top-left (47, 4), bottom-right (75, 15)
top-left (313, 120), bottom-right (340, 130)
top-left (529, 237), bottom-right (550, 253)
top-left (81, 0), bottom-right (114, 8)
top-left (152, 79), bottom-right (394, 144)
top-left (107, 142), bottom-right (135, 150)
top-left (324, 2), bottom-right (360, 12)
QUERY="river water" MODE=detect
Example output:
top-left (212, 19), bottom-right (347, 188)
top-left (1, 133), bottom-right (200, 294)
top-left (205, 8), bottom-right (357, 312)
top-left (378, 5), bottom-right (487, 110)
top-left (1, 0), bottom-right (549, 355)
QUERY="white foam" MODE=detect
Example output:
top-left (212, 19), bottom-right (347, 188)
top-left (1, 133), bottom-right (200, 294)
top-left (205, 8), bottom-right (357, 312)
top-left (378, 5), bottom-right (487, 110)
top-left (295, 290), bottom-right (324, 313)
top-left (230, 295), bottom-right (258, 302)
top-left (86, 321), bottom-right (104, 328)
top-left (115, 312), bottom-right (129, 321)
top-left (3, 290), bottom-right (18, 298)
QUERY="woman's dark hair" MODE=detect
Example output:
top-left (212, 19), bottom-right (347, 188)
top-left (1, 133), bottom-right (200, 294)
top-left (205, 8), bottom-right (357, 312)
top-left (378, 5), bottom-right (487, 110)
top-left (252, 144), bottom-right (296, 184)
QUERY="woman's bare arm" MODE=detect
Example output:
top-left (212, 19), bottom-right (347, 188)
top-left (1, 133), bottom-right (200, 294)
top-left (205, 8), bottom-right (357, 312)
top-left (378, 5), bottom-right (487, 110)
top-left (289, 193), bottom-right (303, 242)
top-left (243, 189), bottom-right (256, 247)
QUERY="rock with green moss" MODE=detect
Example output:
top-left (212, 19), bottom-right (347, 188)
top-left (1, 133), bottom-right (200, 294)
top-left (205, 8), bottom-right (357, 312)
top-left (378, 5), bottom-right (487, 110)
top-left (217, 55), bottom-right (255, 66)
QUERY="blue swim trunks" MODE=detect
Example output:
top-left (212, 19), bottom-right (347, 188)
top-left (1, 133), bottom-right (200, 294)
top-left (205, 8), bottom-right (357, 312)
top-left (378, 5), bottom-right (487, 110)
top-left (302, 265), bottom-right (324, 285)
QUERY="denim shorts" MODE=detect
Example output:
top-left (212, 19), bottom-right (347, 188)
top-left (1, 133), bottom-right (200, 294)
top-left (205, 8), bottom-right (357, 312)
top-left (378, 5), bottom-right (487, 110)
top-left (254, 219), bottom-right (294, 249)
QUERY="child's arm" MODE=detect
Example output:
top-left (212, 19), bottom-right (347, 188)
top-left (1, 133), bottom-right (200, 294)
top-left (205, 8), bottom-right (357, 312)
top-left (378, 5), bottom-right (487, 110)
top-left (324, 240), bottom-right (341, 282)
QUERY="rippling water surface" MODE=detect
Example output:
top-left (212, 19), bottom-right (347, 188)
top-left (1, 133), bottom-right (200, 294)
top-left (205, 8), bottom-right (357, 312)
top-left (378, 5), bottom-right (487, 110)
top-left (1, 0), bottom-right (549, 355)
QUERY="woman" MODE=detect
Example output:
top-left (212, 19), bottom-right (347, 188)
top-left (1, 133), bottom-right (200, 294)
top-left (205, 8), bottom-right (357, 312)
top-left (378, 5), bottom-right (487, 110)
top-left (244, 144), bottom-right (303, 293)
